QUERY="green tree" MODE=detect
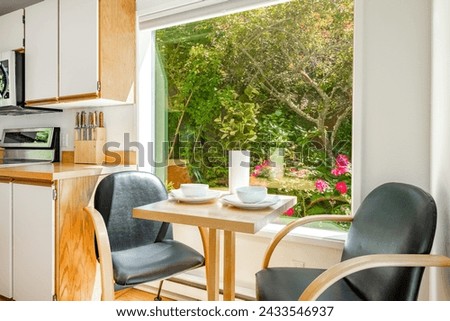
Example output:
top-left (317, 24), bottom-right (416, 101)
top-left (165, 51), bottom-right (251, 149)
top-left (214, 0), bottom-right (353, 161)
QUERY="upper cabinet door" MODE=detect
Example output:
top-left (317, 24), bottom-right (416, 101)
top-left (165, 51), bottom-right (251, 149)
top-left (25, 0), bottom-right (59, 103)
top-left (23, 0), bottom-right (135, 108)
top-left (59, 0), bottom-right (99, 98)
top-left (0, 9), bottom-right (24, 52)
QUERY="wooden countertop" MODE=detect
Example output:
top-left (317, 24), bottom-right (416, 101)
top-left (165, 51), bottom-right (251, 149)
top-left (0, 163), bottom-right (137, 182)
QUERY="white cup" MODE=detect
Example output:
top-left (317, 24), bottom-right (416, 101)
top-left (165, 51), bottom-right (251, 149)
top-left (180, 183), bottom-right (209, 197)
top-left (236, 186), bottom-right (267, 204)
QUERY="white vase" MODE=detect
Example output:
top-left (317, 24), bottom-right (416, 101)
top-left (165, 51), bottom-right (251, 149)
top-left (228, 150), bottom-right (250, 194)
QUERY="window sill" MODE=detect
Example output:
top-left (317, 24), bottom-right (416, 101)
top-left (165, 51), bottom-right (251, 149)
top-left (254, 223), bottom-right (347, 250)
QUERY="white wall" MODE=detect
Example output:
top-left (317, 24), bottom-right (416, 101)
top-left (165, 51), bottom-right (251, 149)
top-left (355, 0), bottom-right (449, 300)
top-left (353, 0), bottom-right (432, 202)
top-left (430, 0), bottom-right (450, 301)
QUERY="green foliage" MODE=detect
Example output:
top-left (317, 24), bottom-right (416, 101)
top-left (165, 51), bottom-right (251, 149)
top-left (214, 87), bottom-right (260, 150)
top-left (182, 45), bottom-right (223, 129)
top-left (256, 109), bottom-right (292, 147)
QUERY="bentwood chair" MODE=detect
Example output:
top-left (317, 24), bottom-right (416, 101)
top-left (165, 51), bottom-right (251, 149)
top-left (256, 182), bottom-right (450, 300)
top-left (84, 171), bottom-right (205, 301)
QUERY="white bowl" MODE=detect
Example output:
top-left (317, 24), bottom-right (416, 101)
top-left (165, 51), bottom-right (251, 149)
top-left (236, 186), bottom-right (267, 204)
top-left (180, 183), bottom-right (209, 197)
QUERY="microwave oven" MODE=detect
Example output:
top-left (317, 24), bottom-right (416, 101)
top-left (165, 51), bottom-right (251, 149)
top-left (0, 50), bottom-right (24, 108)
top-left (0, 50), bottom-right (62, 115)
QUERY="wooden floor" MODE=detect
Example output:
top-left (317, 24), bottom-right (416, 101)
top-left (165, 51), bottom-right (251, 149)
top-left (0, 289), bottom-right (173, 301)
top-left (115, 288), bottom-right (174, 301)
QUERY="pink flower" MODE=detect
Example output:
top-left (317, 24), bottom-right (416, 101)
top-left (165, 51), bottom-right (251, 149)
top-left (335, 154), bottom-right (350, 167)
top-left (331, 166), bottom-right (349, 176)
top-left (335, 181), bottom-right (348, 194)
top-left (315, 179), bottom-right (329, 193)
top-left (284, 208), bottom-right (295, 216)
top-left (331, 154), bottom-right (351, 176)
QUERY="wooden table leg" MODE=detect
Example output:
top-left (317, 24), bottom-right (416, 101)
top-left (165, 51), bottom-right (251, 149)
top-left (206, 228), bottom-right (220, 301)
top-left (223, 230), bottom-right (235, 301)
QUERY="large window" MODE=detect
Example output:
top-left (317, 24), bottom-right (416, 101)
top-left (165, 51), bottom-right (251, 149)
top-left (153, 0), bottom-right (353, 227)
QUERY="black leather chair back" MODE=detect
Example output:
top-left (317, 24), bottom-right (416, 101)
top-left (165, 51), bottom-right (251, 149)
top-left (94, 171), bottom-right (171, 252)
top-left (341, 182), bottom-right (437, 300)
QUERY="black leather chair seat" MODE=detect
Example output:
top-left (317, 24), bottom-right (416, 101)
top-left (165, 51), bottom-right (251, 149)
top-left (256, 267), bottom-right (364, 301)
top-left (112, 239), bottom-right (205, 287)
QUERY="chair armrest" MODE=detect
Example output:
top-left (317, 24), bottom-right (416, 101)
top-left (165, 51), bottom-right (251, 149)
top-left (262, 215), bottom-right (353, 268)
top-left (299, 254), bottom-right (450, 301)
top-left (84, 206), bottom-right (115, 301)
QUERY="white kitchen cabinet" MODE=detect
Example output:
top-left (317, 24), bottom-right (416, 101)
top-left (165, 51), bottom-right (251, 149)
top-left (0, 9), bottom-right (24, 52)
top-left (25, 0), bottom-right (59, 103)
top-left (13, 183), bottom-right (55, 301)
top-left (59, 0), bottom-right (99, 98)
top-left (0, 180), bottom-right (13, 299)
top-left (25, 0), bottom-right (136, 108)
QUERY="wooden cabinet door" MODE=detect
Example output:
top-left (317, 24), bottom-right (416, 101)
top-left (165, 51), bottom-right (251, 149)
top-left (13, 183), bottom-right (55, 301)
top-left (0, 181), bottom-right (12, 299)
top-left (0, 9), bottom-right (24, 52)
top-left (56, 176), bottom-right (98, 301)
top-left (59, 0), bottom-right (99, 98)
top-left (25, 0), bottom-right (59, 103)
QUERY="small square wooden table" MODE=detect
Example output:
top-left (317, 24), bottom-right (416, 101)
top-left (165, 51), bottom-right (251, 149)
top-left (133, 193), bottom-right (297, 301)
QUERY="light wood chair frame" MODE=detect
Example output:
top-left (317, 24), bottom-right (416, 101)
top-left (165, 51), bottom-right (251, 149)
top-left (261, 214), bottom-right (450, 301)
top-left (84, 206), bottom-right (116, 301)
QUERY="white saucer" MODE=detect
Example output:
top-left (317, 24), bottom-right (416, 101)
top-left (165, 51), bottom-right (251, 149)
top-left (170, 189), bottom-right (221, 203)
top-left (221, 195), bottom-right (280, 210)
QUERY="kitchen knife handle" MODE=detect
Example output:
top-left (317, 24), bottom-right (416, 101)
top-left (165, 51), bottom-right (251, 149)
top-left (99, 112), bottom-right (104, 128)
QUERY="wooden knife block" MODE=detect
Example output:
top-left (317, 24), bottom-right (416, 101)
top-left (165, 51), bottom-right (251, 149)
top-left (74, 128), bottom-right (106, 164)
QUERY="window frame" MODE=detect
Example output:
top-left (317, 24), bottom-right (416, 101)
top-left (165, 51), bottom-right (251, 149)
top-left (137, 0), bottom-right (360, 223)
